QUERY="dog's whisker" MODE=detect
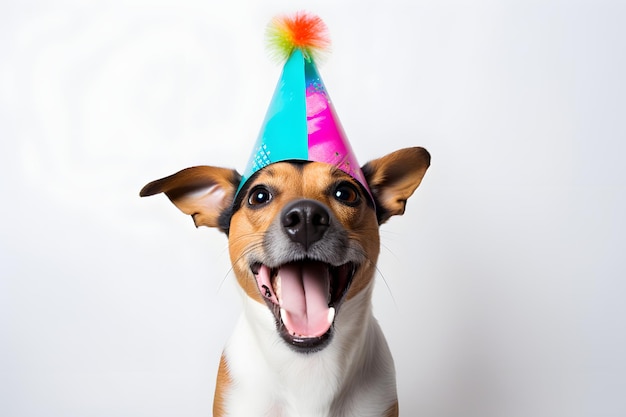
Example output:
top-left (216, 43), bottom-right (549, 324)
top-left (217, 265), bottom-right (235, 293)
top-left (214, 243), bottom-right (235, 294)
top-left (375, 264), bottom-right (398, 310)
top-left (379, 241), bottom-right (401, 263)
top-left (216, 239), bottom-right (267, 295)
top-left (226, 232), bottom-right (265, 248)
top-left (232, 243), bottom-right (265, 264)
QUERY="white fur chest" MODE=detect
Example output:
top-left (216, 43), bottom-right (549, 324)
top-left (220, 289), bottom-right (397, 417)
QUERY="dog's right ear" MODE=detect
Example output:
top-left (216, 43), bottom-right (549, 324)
top-left (140, 166), bottom-right (241, 233)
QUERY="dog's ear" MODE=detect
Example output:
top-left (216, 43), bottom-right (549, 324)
top-left (140, 166), bottom-right (241, 232)
top-left (361, 147), bottom-right (431, 225)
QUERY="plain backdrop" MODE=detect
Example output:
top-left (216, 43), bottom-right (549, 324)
top-left (1, 0), bottom-right (625, 416)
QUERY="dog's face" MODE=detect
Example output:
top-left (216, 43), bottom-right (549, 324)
top-left (229, 161), bottom-right (380, 351)
top-left (140, 147), bottom-right (430, 352)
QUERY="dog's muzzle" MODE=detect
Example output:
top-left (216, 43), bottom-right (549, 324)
top-left (250, 199), bottom-right (359, 352)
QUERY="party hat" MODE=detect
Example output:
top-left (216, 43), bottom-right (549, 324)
top-left (237, 12), bottom-right (373, 202)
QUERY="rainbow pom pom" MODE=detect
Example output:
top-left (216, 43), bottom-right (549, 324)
top-left (266, 11), bottom-right (331, 62)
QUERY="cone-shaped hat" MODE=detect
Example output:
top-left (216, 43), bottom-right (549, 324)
top-left (238, 12), bottom-right (372, 202)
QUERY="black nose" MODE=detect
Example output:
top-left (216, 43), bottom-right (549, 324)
top-left (281, 200), bottom-right (331, 250)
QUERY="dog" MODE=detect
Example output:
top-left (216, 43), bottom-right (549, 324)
top-left (140, 146), bottom-right (430, 416)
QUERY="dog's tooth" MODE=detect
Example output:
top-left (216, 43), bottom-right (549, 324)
top-left (327, 307), bottom-right (336, 325)
top-left (273, 274), bottom-right (282, 303)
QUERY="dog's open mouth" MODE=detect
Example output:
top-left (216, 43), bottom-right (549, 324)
top-left (251, 260), bottom-right (355, 351)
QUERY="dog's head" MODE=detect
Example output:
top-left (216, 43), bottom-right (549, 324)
top-left (141, 147), bottom-right (430, 352)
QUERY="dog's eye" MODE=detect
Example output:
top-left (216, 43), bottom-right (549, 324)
top-left (333, 182), bottom-right (361, 206)
top-left (248, 186), bottom-right (273, 206)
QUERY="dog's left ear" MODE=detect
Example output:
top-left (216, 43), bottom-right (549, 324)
top-left (140, 166), bottom-right (241, 233)
top-left (361, 147), bottom-right (431, 225)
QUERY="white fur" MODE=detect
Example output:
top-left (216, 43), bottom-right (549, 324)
top-left (221, 282), bottom-right (397, 417)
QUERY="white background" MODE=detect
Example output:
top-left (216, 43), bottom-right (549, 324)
top-left (1, 0), bottom-right (625, 416)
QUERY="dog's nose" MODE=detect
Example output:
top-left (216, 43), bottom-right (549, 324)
top-left (281, 200), bottom-right (331, 250)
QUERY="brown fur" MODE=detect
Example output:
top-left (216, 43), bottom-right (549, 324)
top-left (212, 354), bottom-right (231, 417)
top-left (139, 166), bottom-right (241, 230)
top-left (362, 147), bottom-right (431, 224)
top-left (384, 401), bottom-right (399, 417)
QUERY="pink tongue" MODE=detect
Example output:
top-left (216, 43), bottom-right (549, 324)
top-left (279, 262), bottom-right (331, 338)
